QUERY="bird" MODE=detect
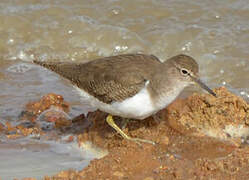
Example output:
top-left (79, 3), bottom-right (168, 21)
top-left (34, 54), bottom-right (216, 144)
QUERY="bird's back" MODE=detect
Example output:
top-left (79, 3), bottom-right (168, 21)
top-left (34, 54), bottom-right (162, 103)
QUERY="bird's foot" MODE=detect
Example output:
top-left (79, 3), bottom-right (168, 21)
top-left (106, 114), bottom-right (155, 145)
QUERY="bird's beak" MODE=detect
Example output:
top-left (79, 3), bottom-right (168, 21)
top-left (190, 75), bottom-right (216, 97)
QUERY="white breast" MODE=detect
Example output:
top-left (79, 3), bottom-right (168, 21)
top-left (74, 82), bottom-right (157, 120)
top-left (111, 85), bottom-right (156, 119)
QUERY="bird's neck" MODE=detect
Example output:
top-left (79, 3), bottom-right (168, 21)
top-left (147, 62), bottom-right (187, 109)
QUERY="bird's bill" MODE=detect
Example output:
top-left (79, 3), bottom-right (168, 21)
top-left (190, 76), bottom-right (216, 97)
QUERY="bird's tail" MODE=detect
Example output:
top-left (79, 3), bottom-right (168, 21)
top-left (33, 60), bottom-right (80, 82)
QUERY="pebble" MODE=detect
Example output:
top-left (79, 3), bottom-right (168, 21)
top-left (113, 171), bottom-right (124, 177)
top-left (159, 136), bottom-right (170, 145)
top-left (143, 177), bottom-right (154, 180)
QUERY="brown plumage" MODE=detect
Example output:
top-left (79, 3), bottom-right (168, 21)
top-left (34, 54), bottom-right (162, 104)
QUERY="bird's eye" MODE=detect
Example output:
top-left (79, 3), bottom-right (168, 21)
top-left (181, 68), bottom-right (189, 76)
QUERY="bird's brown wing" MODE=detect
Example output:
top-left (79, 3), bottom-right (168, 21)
top-left (76, 54), bottom-right (161, 104)
top-left (34, 54), bottom-right (161, 104)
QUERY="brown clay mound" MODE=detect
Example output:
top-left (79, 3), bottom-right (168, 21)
top-left (43, 87), bottom-right (249, 180)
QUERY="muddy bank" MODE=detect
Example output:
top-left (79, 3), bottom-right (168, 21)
top-left (3, 87), bottom-right (249, 179)
top-left (43, 87), bottom-right (249, 179)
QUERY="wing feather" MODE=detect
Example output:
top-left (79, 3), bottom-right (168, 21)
top-left (34, 54), bottom-right (161, 104)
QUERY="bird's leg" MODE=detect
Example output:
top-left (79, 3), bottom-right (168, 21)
top-left (152, 113), bottom-right (162, 124)
top-left (106, 114), bottom-right (155, 145)
top-left (120, 118), bottom-right (129, 129)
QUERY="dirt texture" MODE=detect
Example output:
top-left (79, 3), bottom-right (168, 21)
top-left (7, 87), bottom-right (249, 180)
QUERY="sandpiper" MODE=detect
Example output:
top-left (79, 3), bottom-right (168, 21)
top-left (34, 54), bottom-right (216, 144)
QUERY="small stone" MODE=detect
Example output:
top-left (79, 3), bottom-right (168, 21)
top-left (169, 155), bottom-right (175, 160)
top-left (6, 134), bottom-right (22, 139)
top-left (245, 115), bottom-right (249, 125)
top-left (230, 137), bottom-right (242, 147)
top-left (143, 177), bottom-right (154, 180)
top-left (159, 136), bottom-right (170, 145)
top-left (0, 122), bottom-right (5, 132)
top-left (113, 171), bottom-right (124, 177)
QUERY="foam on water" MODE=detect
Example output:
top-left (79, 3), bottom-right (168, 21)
top-left (7, 63), bottom-right (34, 73)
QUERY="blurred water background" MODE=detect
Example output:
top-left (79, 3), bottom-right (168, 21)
top-left (0, 0), bottom-right (248, 179)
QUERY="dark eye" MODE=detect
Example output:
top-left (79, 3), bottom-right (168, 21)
top-left (181, 69), bottom-right (189, 76)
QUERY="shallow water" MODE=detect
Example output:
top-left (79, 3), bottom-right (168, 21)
top-left (0, 0), bottom-right (249, 179)
top-left (0, 139), bottom-right (91, 179)
top-left (0, 0), bottom-right (248, 97)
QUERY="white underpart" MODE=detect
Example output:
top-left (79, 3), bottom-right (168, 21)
top-left (74, 81), bottom-right (155, 119)
top-left (111, 81), bottom-right (156, 119)
top-left (155, 81), bottom-right (188, 111)
top-left (74, 80), bottom-right (188, 120)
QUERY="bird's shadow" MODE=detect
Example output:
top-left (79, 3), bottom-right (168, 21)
top-left (65, 110), bottom-right (162, 142)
